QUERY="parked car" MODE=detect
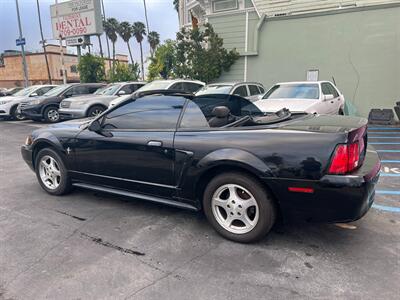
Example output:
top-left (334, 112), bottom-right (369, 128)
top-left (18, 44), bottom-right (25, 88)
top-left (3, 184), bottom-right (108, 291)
top-left (19, 83), bottom-right (105, 123)
top-left (59, 82), bottom-right (146, 120)
top-left (196, 82), bottom-right (265, 101)
top-left (108, 79), bottom-right (205, 108)
top-left (254, 81), bottom-right (345, 115)
top-left (21, 92), bottom-right (380, 243)
top-left (0, 85), bottom-right (57, 120)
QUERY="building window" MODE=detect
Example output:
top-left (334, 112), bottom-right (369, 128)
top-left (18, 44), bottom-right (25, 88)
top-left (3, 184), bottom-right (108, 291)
top-left (212, 0), bottom-right (238, 13)
top-left (0, 55), bottom-right (4, 67)
top-left (70, 65), bottom-right (78, 73)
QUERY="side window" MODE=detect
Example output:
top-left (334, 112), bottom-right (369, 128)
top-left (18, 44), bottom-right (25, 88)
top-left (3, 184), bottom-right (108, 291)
top-left (120, 84), bottom-right (136, 94)
top-left (180, 101), bottom-right (210, 128)
top-left (170, 82), bottom-right (184, 91)
top-left (258, 86), bottom-right (265, 94)
top-left (321, 83), bottom-right (331, 96)
top-left (248, 85), bottom-right (261, 96)
top-left (36, 87), bottom-right (53, 95)
top-left (183, 83), bottom-right (203, 93)
top-left (232, 85), bottom-right (248, 97)
top-left (328, 83), bottom-right (339, 98)
top-left (102, 96), bottom-right (185, 130)
top-left (70, 86), bottom-right (90, 95)
top-left (88, 86), bottom-right (101, 94)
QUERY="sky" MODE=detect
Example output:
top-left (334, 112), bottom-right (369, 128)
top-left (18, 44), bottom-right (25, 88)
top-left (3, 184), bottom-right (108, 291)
top-left (0, 0), bottom-right (180, 64)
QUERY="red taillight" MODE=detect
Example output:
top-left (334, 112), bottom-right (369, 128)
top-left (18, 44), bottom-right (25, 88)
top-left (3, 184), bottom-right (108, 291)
top-left (328, 142), bottom-right (360, 175)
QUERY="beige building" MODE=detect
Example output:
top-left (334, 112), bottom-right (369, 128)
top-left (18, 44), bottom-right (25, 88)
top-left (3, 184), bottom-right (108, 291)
top-left (0, 45), bottom-right (128, 88)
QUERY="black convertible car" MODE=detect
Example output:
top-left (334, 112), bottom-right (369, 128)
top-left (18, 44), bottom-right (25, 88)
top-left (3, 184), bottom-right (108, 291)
top-left (21, 92), bottom-right (380, 242)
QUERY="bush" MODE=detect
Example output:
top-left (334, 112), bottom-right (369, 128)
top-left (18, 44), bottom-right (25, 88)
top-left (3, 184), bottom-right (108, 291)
top-left (108, 62), bottom-right (141, 82)
top-left (77, 54), bottom-right (105, 83)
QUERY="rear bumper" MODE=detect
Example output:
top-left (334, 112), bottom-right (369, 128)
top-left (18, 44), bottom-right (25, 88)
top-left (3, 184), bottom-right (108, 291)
top-left (264, 148), bottom-right (381, 223)
top-left (21, 105), bottom-right (43, 120)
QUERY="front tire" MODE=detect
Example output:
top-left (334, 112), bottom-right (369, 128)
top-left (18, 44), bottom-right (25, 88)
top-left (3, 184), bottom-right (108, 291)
top-left (43, 106), bottom-right (60, 123)
top-left (35, 148), bottom-right (71, 195)
top-left (203, 172), bottom-right (276, 243)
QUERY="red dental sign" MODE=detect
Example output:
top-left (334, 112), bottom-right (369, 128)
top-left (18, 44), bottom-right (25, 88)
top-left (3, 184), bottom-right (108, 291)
top-left (51, 0), bottom-right (102, 39)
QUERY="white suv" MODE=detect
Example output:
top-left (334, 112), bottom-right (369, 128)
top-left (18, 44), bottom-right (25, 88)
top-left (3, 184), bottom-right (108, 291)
top-left (0, 85), bottom-right (57, 120)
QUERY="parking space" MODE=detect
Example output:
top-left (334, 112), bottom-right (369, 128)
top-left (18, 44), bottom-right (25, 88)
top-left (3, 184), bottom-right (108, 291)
top-left (0, 120), bottom-right (399, 299)
top-left (369, 126), bottom-right (400, 213)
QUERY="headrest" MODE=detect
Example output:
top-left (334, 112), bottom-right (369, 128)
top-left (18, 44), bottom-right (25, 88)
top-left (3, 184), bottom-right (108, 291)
top-left (212, 106), bottom-right (230, 118)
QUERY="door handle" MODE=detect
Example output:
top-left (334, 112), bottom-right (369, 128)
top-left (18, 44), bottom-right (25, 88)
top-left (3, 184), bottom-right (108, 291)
top-left (330, 101), bottom-right (334, 104)
top-left (147, 140), bottom-right (163, 147)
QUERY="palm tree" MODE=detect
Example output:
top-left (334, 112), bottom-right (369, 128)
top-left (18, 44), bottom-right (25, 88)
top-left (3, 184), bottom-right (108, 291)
top-left (117, 21), bottom-right (134, 63)
top-left (147, 31), bottom-right (160, 57)
top-left (103, 18), bottom-right (119, 77)
top-left (132, 21), bottom-right (146, 80)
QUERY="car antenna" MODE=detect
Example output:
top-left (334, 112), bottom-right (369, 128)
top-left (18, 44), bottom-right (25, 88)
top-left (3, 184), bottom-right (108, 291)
top-left (332, 76), bottom-right (337, 86)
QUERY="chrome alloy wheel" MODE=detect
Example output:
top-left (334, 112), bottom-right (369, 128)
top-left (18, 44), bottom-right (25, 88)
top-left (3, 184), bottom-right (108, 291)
top-left (90, 108), bottom-right (103, 117)
top-left (39, 155), bottom-right (61, 190)
top-left (47, 109), bottom-right (59, 122)
top-left (211, 184), bottom-right (259, 234)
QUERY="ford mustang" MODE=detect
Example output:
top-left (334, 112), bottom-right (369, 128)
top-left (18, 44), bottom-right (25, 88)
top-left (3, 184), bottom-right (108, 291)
top-left (21, 92), bottom-right (380, 243)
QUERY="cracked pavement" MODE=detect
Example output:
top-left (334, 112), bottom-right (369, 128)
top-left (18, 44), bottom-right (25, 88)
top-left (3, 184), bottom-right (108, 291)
top-left (0, 120), bottom-right (399, 299)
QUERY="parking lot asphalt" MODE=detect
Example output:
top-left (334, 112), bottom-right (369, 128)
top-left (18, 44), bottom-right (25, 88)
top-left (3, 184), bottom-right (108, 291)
top-left (0, 120), bottom-right (399, 300)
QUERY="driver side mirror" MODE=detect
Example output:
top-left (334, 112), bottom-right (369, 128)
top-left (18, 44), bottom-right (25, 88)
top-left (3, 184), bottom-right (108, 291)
top-left (30, 93), bottom-right (38, 97)
top-left (88, 119), bottom-right (113, 137)
top-left (88, 119), bottom-right (102, 132)
top-left (323, 94), bottom-right (334, 101)
top-left (117, 90), bottom-right (126, 96)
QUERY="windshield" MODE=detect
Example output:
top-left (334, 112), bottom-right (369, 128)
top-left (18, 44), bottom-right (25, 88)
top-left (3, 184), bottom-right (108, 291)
top-left (263, 84), bottom-right (320, 100)
top-left (196, 85), bottom-right (233, 95)
top-left (43, 84), bottom-right (71, 97)
top-left (13, 86), bottom-right (37, 96)
top-left (136, 81), bottom-right (171, 92)
top-left (95, 84), bottom-right (121, 95)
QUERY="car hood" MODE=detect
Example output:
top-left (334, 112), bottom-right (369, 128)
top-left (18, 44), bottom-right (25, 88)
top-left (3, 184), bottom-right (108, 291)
top-left (1, 95), bottom-right (29, 102)
top-left (254, 98), bottom-right (319, 112)
top-left (48, 117), bottom-right (93, 129)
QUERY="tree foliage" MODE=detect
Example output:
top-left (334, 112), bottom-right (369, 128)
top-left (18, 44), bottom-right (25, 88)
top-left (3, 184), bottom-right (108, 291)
top-left (147, 31), bottom-right (160, 56)
top-left (108, 62), bottom-right (141, 82)
top-left (174, 23), bottom-right (239, 83)
top-left (148, 40), bottom-right (176, 80)
top-left (78, 53), bottom-right (105, 83)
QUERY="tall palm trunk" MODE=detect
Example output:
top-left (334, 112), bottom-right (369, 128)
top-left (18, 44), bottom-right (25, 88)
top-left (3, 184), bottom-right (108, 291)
top-left (139, 42), bottom-right (144, 80)
top-left (127, 43), bottom-right (134, 64)
top-left (112, 42), bottom-right (116, 80)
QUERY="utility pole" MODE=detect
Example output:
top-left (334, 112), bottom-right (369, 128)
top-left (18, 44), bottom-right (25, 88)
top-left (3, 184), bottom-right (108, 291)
top-left (15, 0), bottom-right (29, 87)
top-left (36, 0), bottom-right (52, 84)
top-left (101, 0), bottom-right (111, 70)
top-left (143, 0), bottom-right (150, 34)
top-left (55, 0), bottom-right (67, 84)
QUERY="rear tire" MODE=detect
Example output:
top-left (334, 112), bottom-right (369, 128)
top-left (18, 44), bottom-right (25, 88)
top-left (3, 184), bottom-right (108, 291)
top-left (35, 148), bottom-right (71, 195)
top-left (87, 105), bottom-right (106, 117)
top-left (43, 106), bottom-right (60, 123)
top-left (203, 172), bottom-right (276, 243)
top-left (10, 105), bottom-right (26, 121)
